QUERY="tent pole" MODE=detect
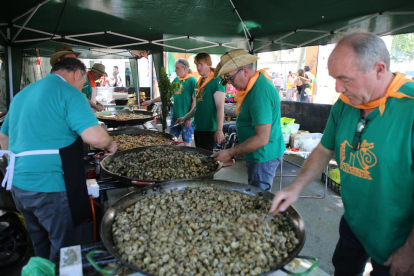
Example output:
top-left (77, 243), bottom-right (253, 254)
top-left (7, 46), bottom-right (14, 102)
top-left (135, 57), bottom-right (140, 109)
top-left (12, 2), bottom-right (42, 42)
top-left (149, 55), bottom-right (153, 100)
top-left (6, 28), bottom-right (13, 102)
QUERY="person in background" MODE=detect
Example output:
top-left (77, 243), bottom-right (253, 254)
top-left (143, 59), bottom-right (197, 146)
top-left (176, 52), bottom-right (225, 152)
top-left (270, 32), bottom-right (414, 276)
top-left (49, 44), bottom-right (80, 66)
top-left (125, 68), bottom-right (131, 86)
top-left (0, 58), bottom-right (117, 262)
top-left (225, 83), bottom-right (237, 122)
top-left (213, 49), bottom-right (285, 191)
top-left (304, 65), bottom-right (317, 102)
top-left (82, 63), bottom-right (107, 112)
top-left (294, 69), bottom-right (307, 102)
top-left (286, 72), bottom-right (295, 101)
top-left (113, 66), bottom-right (124, 87)
top-left (287, 71), bottom-right (292, 79)
top-left (273, 72), bottom-right (283, 95)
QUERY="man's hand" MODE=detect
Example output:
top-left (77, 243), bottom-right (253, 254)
top-left (95, 102), bottom-right (104, 112)
top-left (105, 140), bottom-right (117, 156)
top-left (212, 149), bottom-right (232, 163)
top-left (385, 243), bottom-right (414, 276)
top-left (214, 130), bottom-right (224, 145)
top-left (141, 100), bottom-right (152, 106)
top-left (270, 185), bottom-right (302, 214)
top-left (175, 117), bottom-right (184, 126)
top-left (184, 119), bottom-right (192, 128)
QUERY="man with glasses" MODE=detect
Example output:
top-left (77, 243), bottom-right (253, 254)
top-left (212, 49), bottom-right (285, 191)
top-left (270, 32), bottom-right (414, 276)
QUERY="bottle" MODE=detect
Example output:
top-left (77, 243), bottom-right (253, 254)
top-left (281, 122), bottom-right (291, 147)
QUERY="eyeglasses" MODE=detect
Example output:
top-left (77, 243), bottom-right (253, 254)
top-left (220, 67), bottom-right (243, 85)
top-left (352, 118), bottom-right (368, 151)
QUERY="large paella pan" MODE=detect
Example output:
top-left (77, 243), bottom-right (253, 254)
top-left (100, 146), bottom-right (234, 186)
top-left (96, 110), bottom-right (155, 126)
top-left (93, 180), bottom-right (316, 276)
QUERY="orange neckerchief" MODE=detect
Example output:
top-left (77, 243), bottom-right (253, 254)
top-left (178, 73), bottom-right (194, 82)
top-left (339, 72), bottom-right (414, 115)
top-left (234, 68), bottom-right (272, 114)
top-left (196, 70), bottom-right (214, 97)
top-left (87, 72), bottom-right (97, 87)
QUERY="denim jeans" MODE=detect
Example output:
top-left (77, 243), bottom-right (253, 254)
top-left (332, 216), bottom-right (391, 276)
top-left (246, 157), bottom-right (282, 191)
top-left (11, 186), bottom-right (82, 262)
top-left (170, 118), bottom-right (194, 144)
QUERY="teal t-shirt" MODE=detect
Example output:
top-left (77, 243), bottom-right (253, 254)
top-left (321, 81), bottom-right (414, 264)
top-left (172, 76), bottom-right (197, 119)
top-left (194, 77), bottom-right (225, 132)
top-left (1, 74), bottom-right (100, 192)
top-left (236, 73), bottom-right (285, 162)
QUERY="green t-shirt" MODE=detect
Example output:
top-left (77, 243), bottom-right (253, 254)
top-left (236, 74), bottom-right (285, 162)
top-left (194, 77), bottom-right (225, 132)
top-left (321, 82), bottom-right (414, 264)
top-left (1, 74), bottom-right (100, 193)
top-left (172, 76), bottom-right (197, 119)
top-left (82, 74), bottom-right (92, 100)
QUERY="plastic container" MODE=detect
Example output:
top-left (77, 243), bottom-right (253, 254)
top-left (281, 117), bottom-right (295, 125)
top-left (299, 133), bottom-right (323, 152)
top-left (288, 123), bottom-right (300, 134)
top-left (281, 122), bottom-right (291, 146)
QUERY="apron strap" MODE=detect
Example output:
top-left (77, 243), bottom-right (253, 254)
top-left (0, 149), bottom-right (59, 190)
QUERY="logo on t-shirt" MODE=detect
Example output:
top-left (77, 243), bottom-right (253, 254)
top-left (340, 140), bottom-right (377, 180)
top-left (196, 88), bottom-right (205, 102)
top-left (175, 84), bottom-right (183, 95)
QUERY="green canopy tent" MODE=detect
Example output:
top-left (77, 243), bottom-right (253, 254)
top-left (1, 0), bottom-right (414, 122)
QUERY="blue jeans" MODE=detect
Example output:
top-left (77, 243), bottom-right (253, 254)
top-left (246, 157), bottom-right (282, 191)
top-left (170, 118), bottom-right (194, 144)
top-left (11, 186), bottom-right (82, 262)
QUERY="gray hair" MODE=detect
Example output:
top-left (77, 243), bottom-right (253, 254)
top-left (51, 58), bottom-right (86, 76)
top-left (332, 32), bottom-right (390, 73)
top-left (241, 63), bottom-right (254, 71)
top-left (175, 58), bottom-right (193, 73)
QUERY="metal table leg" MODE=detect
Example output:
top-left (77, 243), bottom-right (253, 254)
top-left (277, 152), bottom-right (328, 199)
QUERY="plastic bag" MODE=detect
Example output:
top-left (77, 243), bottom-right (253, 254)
top-left (21, 257), bottom-right (56, 276)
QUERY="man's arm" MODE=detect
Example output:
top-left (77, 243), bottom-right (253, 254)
top-left (213, 91), bottom-right (225, 144)
top-left (270, 143), bottom-right (334, 213)
top-left (212, 123), bottom-right (271, 162)
top-left (81, 125), bottom-right (117, 155)
top-left (0, 132), bottom-right (9, 150)
top-left (176, 107), bottom-right (195, 125)
top-left (385, 224), bottom-right (414, 276)
top-left (184, 96), bottom-right (196, 127)
top-left (142, 96), bottom-right (161, 106)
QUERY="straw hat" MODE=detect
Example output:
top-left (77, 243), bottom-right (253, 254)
top-left (214, 49), bottom-right (259, 78)
top-left (50, 44), bottom-right (81, 66)
top-left (89, 63), bottom-right (108, 77)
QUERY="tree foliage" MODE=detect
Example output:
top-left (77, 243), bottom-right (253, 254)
top-left (391, 33), bottom-right (414, 63)
top-left (158, 67), bottom-right (179, 131)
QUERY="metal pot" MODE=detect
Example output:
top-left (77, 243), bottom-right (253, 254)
top-left (107, 128), bottom-right (177, 147)
top-left (100, 145), bottom-right (234, 186)
top-left (96, 110), bottom-right (155, 127)
top-left (92, 180), bottom-right (316, 276)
